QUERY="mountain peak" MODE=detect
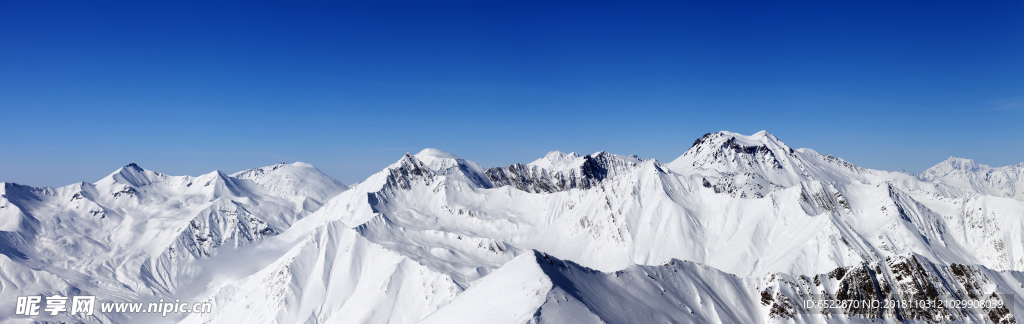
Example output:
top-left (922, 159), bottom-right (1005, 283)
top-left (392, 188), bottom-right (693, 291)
top-left (669, 131), bottom-right (870, 191)
top-left (415, 148), bottom-right (459, 160)
top-left (231, 162), bottom-right (347, 201)
top-left (751, 130), bottom-right (781, 141)
top-left (919, 157), bottom-right (1024, 201)
top-left (687, 131), bottom-right (788, 151)
top-left (545, 151), bottom-right (579, 161)
top-left (920, 157), bottom-right (986, 179)
top-left (942, 156), bottom-right (982, 170)
top-left (525, 151), bottom-right (639, 174)
top-left (408, 148), bottom-right (476, 173)
top-left (97, 163), bottom-right (159, 188)
top-left (673, 131), bottom-right (794, 172)
top-left (526, 151), bottom-right (583, 172)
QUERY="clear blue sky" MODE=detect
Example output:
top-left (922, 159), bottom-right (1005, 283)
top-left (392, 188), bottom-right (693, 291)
top-left (2, 1), bottom-right (1022, 187)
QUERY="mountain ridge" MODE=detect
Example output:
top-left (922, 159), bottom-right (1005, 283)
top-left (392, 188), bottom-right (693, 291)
top-left (1, 131), bottom-right (1022, 323)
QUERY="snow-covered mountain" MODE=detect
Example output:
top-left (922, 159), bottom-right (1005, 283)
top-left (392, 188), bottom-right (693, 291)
top-left (2, 132), bottom-right (1022, 323)
top-left (0, 162), bottom-right (346, 323)
top-left (919, 157), bottom-right (1024, 202)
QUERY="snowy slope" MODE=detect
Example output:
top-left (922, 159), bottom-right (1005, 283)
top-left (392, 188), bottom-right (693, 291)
top-left (2, 131), bottom-right (1022, 323)
top-left (231, 162), bottom-right (348, 204)
top-left (179, 220), bottom-right (459, 324)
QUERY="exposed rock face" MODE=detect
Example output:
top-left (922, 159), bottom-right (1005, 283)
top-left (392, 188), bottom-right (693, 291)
top-left (485, 152), bottom-right (645, 193)
top-left (385, 153), bottom-right (436, 190)
top-left (759, 255), bottom-right (1016, 323)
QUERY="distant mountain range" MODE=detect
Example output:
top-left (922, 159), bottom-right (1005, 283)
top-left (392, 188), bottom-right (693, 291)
top-left (0, 131), bottom-right (1020, 323)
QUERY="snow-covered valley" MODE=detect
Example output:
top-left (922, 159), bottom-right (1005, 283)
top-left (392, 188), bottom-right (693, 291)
top-left (1, 131), bottom-right (1021, 323)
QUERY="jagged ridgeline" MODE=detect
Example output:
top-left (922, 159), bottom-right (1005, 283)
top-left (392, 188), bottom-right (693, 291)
top-left (0, 131), bottom-right (1021, 323)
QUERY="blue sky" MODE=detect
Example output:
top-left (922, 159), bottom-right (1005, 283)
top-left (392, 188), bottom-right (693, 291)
top-left (1, 0), bottom-right (1022, 186)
